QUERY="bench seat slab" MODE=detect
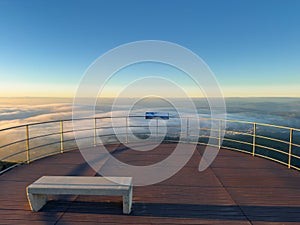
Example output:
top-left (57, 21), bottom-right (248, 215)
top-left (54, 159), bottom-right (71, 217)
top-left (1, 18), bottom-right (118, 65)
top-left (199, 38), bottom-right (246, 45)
top-left (26, 176), bottom-right (133, 214)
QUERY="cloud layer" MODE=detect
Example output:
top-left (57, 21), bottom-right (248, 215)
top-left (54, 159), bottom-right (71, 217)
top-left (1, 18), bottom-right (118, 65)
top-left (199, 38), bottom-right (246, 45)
top-left (1, 97), bottom-right (300, 163)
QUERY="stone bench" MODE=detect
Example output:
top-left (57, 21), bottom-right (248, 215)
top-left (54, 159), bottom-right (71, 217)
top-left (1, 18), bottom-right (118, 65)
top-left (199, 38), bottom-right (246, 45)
top-left (26, 176), bottom-right (133, 214)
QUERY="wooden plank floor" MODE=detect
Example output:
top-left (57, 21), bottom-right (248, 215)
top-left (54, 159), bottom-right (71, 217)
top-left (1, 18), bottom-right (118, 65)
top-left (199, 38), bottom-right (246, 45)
top-left (0, 143), bottom-right (300, 224)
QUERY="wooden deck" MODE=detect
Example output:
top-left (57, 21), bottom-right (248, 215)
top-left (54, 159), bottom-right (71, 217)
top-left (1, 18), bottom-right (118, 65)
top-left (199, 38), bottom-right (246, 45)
top-left (0, 143), bottom-right (300, 225)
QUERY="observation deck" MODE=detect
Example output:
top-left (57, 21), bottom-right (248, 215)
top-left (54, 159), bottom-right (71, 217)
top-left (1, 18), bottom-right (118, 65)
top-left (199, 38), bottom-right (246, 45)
top-left (1, 116), bottom-right (300, 224)
top-left (1, 144), bottom-right (300, 224)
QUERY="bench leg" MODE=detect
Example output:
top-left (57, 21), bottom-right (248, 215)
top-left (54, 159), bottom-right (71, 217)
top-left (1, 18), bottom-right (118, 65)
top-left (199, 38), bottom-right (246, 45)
top-left (122, 187), bottom-right (132, 214)
top-left (27, 193), bottom-right (48, 212)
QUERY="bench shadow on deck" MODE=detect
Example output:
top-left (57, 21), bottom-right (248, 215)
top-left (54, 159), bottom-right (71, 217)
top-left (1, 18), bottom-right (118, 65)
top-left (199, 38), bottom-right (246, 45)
top-left (1, 143), bottom-right (300, 225)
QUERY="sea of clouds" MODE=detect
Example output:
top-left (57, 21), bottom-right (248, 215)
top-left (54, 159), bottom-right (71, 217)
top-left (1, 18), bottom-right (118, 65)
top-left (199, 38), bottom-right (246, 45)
top-left (1, 97), bottom-right (300, 130)
top-left (1, 97), bottom-right (300, 162)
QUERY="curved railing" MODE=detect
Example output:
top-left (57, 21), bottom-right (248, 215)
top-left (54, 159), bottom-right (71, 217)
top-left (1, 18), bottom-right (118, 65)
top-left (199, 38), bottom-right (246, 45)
top-left (0, 116), bottom-right (300, 174)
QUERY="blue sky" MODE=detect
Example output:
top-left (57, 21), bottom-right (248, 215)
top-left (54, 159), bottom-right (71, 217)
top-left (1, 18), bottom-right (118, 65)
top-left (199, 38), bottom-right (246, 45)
top-left (0, 0), bottom-right (299, 97)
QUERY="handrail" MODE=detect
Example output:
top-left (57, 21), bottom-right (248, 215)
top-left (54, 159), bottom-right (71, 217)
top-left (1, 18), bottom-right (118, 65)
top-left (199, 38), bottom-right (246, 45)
top-left (0, 116), bottom-right (300, 174)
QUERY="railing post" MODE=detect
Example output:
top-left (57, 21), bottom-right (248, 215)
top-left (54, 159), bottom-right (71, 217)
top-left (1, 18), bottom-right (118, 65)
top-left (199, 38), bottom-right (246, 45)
top-left (60, 121), bottom-right (64, 153)
top-left (25, 125), bottom-right (30, 164)
top-left (126, 117), bottom-right (128, 144)
top-left (186, 117), bottom-right (189, 143)
top-left (198, 119), bottom-right (201, 144)
top-left (156, 118), bottom-right (159, 141)
top-left (252, 123), bottom-right (256, 156)
top-left (94, 117), bottom-right (97, 146)
top-left (288, 128), bottom-right (293, 169)
top-left (218, 120), bottom-right (221, 148)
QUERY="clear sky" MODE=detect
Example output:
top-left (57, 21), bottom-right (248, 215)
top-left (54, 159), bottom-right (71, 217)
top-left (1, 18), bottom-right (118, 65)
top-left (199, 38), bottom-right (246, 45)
top-left (0, 0), bottom-right (299, 97)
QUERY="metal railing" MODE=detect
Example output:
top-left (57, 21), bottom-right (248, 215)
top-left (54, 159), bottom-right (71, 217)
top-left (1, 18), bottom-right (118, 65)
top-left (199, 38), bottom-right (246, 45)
top-left (0, 116), bottom-right (300, 174)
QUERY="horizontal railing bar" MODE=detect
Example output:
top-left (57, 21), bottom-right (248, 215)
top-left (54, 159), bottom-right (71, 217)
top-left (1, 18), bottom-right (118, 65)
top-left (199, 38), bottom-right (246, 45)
top-left (0, 139), bottom-right (26, 150)
top-left (0, 149), bottom-right (27, 161)
top-left (255, 122), bottom-right (298, 131)
top-left (220, 146), bottom-right (252, 155)
top-left (292, 154), bottom-right (300, 160)
top-left (29, 134), bottom-right (106, 152)
top-left (0, 162), bottom-right (23, 175)
top-left (290, 165), bottom-right (300, 171)
top-left (255, 134), bottom-right (290, 145)
top-left (28, 131), bottom-right (61, 141)
top-left (254, 153), bottom-right (289, 166)
top-left (255, 144), bottom-right (288, 155)
top-left (223, 119), bottom-right (255, 125)
top-left (61, 138), bottom-right (76, 143)
top-left (29, 141), bottom-right (62, 151)
top-left (61, 129), bottom-right (75, 134)
top-left (291, 142), bottom-right (300, 148)
top-left (61, 147), bottom-right (79, 152)
top-left (222, 138), bottom-right (252, 146)
top-left (224, 118), bottom-right (300, 131)
top-left (69, 127), bottom-right (95, 133)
